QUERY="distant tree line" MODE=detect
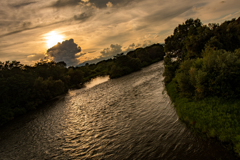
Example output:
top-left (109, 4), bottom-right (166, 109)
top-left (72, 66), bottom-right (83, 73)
top-left (0, 44), bottom-right (165, 125)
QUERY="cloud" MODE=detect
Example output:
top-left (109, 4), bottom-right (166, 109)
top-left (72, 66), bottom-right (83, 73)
top-left (141, 40), bottom-right (152, 48)
top-left (49, 0), bottom-right (97, 8)
top-left (122, 41), bottom-right (154, 54)
top-left (78, 41), bottom-right (153, 66)
top-left (100, 44), bottom-right (122, 57)
top-left (10, 2), bottom-right (36, 9)
top-left (128, 43), bottom-right (135, 48)
top-left (89, 0), bottom-right (141, 8)
top-left (77, 56), bottom-right (111, 66)
top-left (123, 43), bottom-right (136, 53)
top-left (49, 0), bottom-right (139, 8)
top-left (0, 20), bottom-right (69, 38)
top-left (77, 52), bottom-right (87, 56)
top-left (50, 0), bottom-right (82, 8)
top-left (1, 0), bottom-right (240, 66)
top-left (74, 12), bottom-right (93, 21)
top-left (106, 2), bottom-right (113, 8)
top-left (27, 53), bottom-right (45, 62)
top-left (46, 39), bottom-right (82, 66)
top-left (140, 3), bottom-right (193, 26)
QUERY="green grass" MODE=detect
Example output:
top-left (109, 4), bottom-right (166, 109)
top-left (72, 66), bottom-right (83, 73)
top-left (166, 81), bottom-right (240, 156)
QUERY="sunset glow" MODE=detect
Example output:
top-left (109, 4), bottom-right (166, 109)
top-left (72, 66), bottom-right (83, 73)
top-left (45, 31), bottom-right (64, 48)
top-left (0, 0), bottom-right (240, 65)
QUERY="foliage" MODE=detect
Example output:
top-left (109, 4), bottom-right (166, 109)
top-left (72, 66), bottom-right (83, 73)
top-left (164, 17), bottom-right (240, 60)
top-left (0, 43), bottom-right (165, 126)
top-left (164, 17), bottom-right (240, 156)
top-left (173, 48), bottom-right (240, 100)
top-left (127, 44), bottom-right (165, 67)
top-left (166, 81), bottom-right (240, 156)
top-left (163, 54), bottom-right (179, 84)
top-left (110, 43), bottom-right (165, 78)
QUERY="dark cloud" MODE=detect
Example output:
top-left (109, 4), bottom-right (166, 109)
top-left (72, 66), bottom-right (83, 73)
top-left (88, 51), bottom-right (96, 53)
top-left (22, 22), bottom-right (32, 28)
top-left (143, 5), bottom-right (193, 24)
top-left (135, 25), bottom-right (148, 31)
top-left (134, 41), bottom-right (152, 49)
top-left (0, 20), bottom-right (69, 38)
top-left (49, 0), bottom-right (141, 8)
top-left (129, 43), bottom-right (135, 48)
top-left (46, 39), bottom-right (82, 66)
top-left (0, 42), bottom-right (25, 50)
top-left (74, 12), bottom-right (93, 21)
top-left (100, 44), bottom-right (122, 57)
top-left (89, 0), bottom-right (140, 8)
top-left (0, 10), bottom-right (6, 17)
top-left (78, 52), bottom-right (87, 56)
top-left (10, 2), bottom-right (36, 9)
top-left (77, 41), bottom-right (149, 66)
top-left (50, 0), bottom-right (81, 8)
top-left (123, 41), bottom-right (153, 54)
top-left (123, 43), bottom-right (136, 53)
top-left (136, 44), bottom-right (142, 48)
top-left (141, 40), bottom-right (152, 48)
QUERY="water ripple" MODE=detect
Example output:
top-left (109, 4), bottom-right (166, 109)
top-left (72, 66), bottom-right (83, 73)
top-left (0, 62), bottom-right (238, 160)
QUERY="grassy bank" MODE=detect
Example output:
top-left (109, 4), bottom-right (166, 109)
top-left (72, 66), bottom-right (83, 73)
top-left (166, 80), bottom-right (240, 155)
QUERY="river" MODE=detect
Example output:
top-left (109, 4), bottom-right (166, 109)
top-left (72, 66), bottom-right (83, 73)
top-left (0, 61), bottom-right (238, 160)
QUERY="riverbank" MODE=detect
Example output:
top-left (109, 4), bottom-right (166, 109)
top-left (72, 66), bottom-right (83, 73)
top-left (1, 61), bottom-right (238, 160)
top-left (166, 80), bottom-right (240, 157)
top-left (0, 44), bottom-right (165, 126)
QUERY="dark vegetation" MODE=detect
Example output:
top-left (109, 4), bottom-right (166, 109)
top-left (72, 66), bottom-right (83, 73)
top-left (0, 44), bottom-right (165, 126)
top-left (163, 17), bottom-right (240, 155)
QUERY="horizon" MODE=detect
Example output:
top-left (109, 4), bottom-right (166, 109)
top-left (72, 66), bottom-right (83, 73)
top-left (0, 0), bottom-right (240, 66)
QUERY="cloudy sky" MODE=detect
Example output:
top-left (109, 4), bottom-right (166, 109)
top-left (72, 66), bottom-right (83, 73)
top-left (0, 0), bottom-right (240, 66)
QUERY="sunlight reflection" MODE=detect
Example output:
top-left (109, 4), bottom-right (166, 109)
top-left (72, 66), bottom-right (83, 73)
top-left (45, 31), bottom-right (64, 48)
top-left (85, 76), bottom-right (110, 89)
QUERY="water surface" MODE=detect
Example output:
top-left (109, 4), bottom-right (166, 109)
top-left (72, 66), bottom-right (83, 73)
top-left (0, 62), bottom-right (238, 160)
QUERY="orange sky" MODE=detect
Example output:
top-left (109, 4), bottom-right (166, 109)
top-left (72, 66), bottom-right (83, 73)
top-left (0, 0), bottom-right (240, 65)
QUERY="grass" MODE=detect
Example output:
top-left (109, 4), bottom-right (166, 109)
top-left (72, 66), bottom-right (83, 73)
top-left (166, 81), bottom-right (240, 156)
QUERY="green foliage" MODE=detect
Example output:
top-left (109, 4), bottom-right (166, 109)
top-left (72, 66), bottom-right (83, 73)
top-left (0, 61), bottom-right (69, 126)
top-left (164, 17), bottom-right (240, 99)
top-left (164, 17), bottom-right (240, 60)
top-left (109, 54), bottom-right (141, 78)
top-left (164, 17), bottom-right (240, 156)
top-left (164, 18), bottom-right (202, 54)
top-left (127, 43), bottom-right (165, 67)
top-left (166, 81), bottom-right (240, 156)
top-left (109, 44), bottom-right (165, 78)
top-left (173, 48), bottom-right (240, 99)
top-left (67, 68), bottom-right (84, 88)
top-left (0, 43), bottom-right (165, 126)
top-left (163, 55), bottom-right (180, 84)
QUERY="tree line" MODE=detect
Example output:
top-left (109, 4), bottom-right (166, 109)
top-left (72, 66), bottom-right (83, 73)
top-left (163, 17), bottom-right (240, 156)
top-left (0, 44), bottom-right (165, 125)
top-left (164, 17), bottom-right (240, 99)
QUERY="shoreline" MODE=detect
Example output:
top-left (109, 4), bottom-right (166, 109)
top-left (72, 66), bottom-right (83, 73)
top-left (165, 80), bottom-right (240, 157)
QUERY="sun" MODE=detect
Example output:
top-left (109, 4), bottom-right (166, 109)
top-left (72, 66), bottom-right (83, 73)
top-left (45, 31), bottom-right (64, 48)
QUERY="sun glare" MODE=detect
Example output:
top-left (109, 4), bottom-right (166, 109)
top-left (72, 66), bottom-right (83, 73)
top-left (45, 31), bottom-right (64, 48)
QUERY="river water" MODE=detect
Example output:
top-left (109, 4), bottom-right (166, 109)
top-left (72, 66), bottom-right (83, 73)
top-left (0, 61), bottom-right (238, 160)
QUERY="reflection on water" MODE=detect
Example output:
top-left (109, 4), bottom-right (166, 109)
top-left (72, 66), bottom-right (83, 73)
top-left (84, 76), bottom-right (110, 89)
top-left (0, 62), bottom-right (238, 160)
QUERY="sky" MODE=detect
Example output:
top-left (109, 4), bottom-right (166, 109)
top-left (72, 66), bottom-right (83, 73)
top-left (0, 0), bottom-right (240, 66)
